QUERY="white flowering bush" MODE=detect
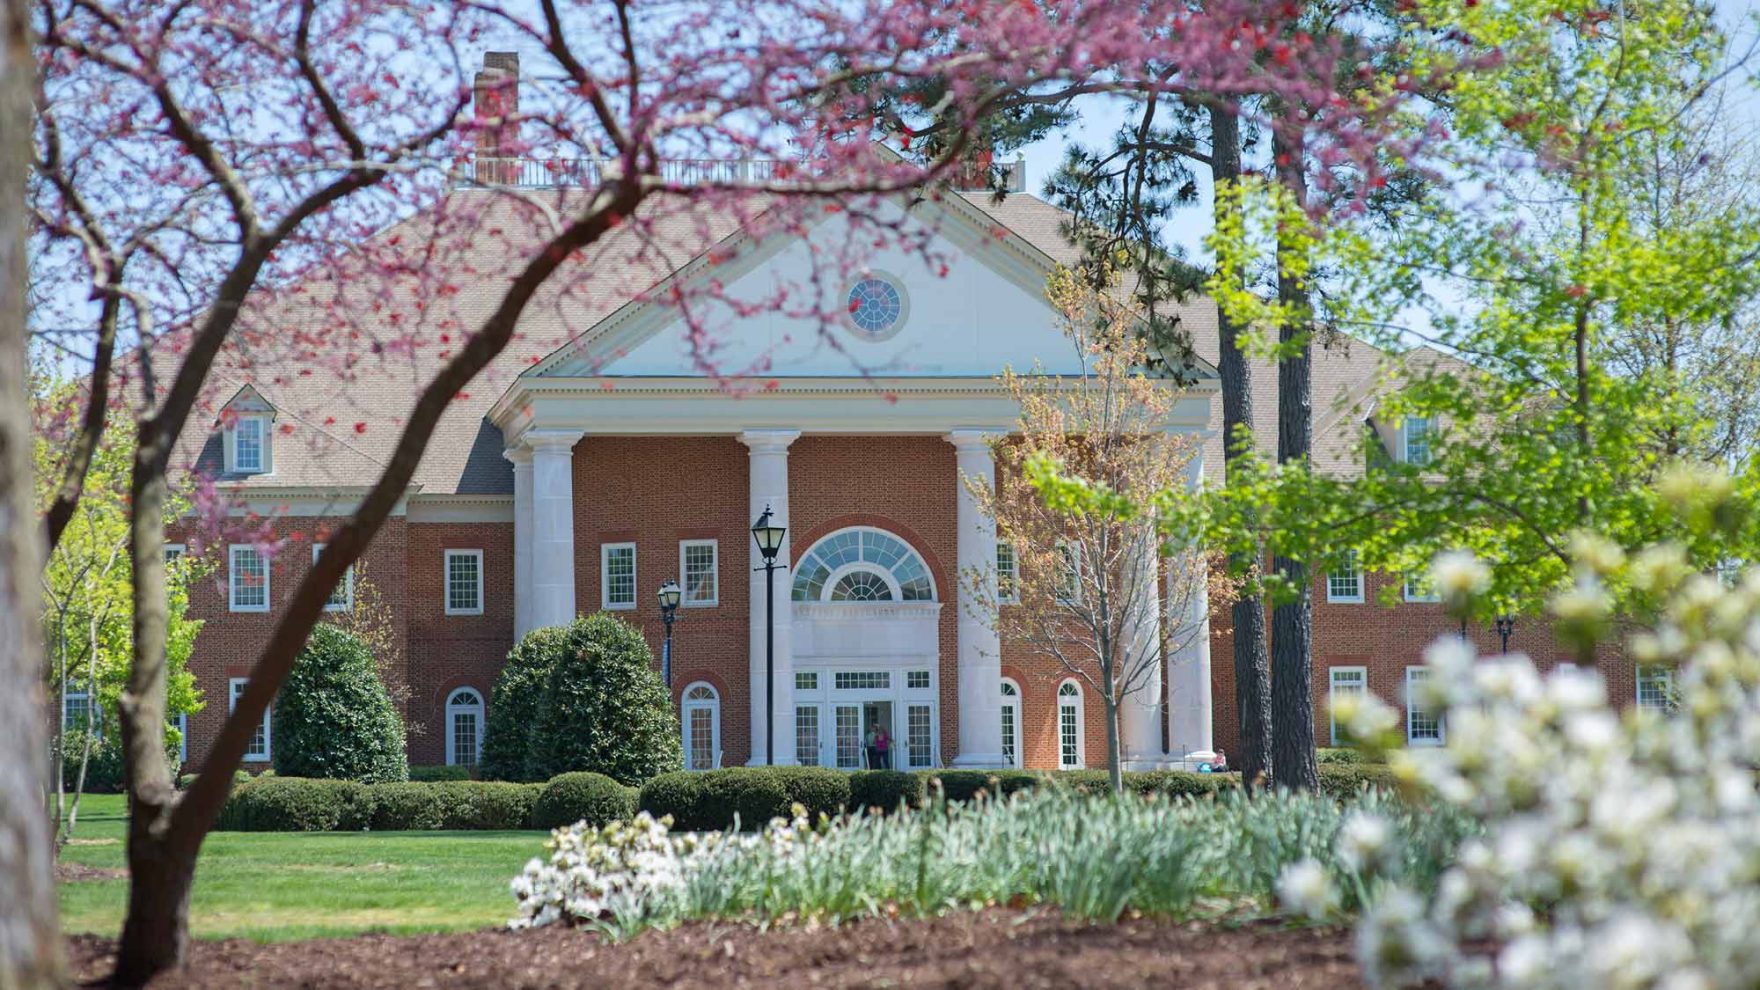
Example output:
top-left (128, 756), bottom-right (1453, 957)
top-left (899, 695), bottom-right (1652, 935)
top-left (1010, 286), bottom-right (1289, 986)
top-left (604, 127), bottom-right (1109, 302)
top-left (1298, 522), bottom-right (1760, 989)
top-left (513, 784), bottom-right (1472, 939)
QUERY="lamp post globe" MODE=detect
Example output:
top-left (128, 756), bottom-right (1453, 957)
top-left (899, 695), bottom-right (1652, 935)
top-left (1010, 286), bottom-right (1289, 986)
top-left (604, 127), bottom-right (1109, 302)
top-left (1495, 614), bottom-right (1516, 653)
top-left (657, 580), bottom-right (681, 688)
top-left (751, 505), bottom-right (786, 765)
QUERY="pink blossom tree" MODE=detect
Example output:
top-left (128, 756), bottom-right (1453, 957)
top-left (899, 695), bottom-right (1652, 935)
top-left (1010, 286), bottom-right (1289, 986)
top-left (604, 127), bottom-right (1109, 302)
top-left (16, 0), bottom-right (1446, 983)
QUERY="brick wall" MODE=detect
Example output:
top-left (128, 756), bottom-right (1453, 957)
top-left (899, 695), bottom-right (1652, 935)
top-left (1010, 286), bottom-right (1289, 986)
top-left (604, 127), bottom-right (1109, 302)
top-left (405, 521), bottom-right (515, 764)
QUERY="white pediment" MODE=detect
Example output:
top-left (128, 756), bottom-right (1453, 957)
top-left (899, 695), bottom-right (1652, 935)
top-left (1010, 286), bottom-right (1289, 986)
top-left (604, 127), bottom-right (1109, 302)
top-left (531, 196), bottom-right (1167, 381)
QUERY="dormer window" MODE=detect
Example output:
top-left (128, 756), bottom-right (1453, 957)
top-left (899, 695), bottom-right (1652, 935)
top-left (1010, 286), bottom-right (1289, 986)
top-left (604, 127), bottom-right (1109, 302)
top-left (219, 385), bottom-right (276, 476)
top-left (232, 416), bottom-right (265, 473)
top-left (1402, 416), bottom-right (1434, 467)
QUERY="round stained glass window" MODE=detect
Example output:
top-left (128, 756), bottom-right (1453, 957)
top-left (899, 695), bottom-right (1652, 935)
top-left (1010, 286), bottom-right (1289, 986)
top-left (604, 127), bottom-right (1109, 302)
top-left (845, 277), bottom-right (904, 337)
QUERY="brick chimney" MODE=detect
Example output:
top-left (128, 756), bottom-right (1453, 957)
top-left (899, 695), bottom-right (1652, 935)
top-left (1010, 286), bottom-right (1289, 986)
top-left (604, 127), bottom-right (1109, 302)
top-left (473, 51), bottom-right (520, 185)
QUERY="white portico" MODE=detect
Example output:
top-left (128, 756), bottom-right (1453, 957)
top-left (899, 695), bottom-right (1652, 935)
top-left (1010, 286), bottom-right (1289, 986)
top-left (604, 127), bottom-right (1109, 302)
top-left (487, 190), bottom-right (1218, 769)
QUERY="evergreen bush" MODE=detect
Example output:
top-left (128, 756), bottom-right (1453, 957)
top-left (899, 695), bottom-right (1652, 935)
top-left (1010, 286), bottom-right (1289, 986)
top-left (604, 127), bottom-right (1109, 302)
top-left (530, 772), bottom-right (638, 830)
top-left (481, 614), bottom-right (682, 784)
top-left (272, 625), bottom-right (408, 783)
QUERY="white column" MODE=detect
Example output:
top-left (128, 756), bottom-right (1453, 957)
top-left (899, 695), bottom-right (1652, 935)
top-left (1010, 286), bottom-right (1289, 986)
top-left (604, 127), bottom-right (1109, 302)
top-left (526, 429), bottom-right (584, 630)
top-left (948, 430), bottom-right (1005, 768)
top-left (505, 445), bottom-right (535, 639)
top-left (1166, 448), bottom-right (1214, 758)
top-left (741, 429), bottom-right (800, 766)
top-left (1119, 532), bottom-right (1167, 770)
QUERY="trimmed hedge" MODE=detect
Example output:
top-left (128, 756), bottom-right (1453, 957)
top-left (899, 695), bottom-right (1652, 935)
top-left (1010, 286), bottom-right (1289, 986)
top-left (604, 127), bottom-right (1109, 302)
top-left (214, 763), bottom-right (1400, 833)
top-left (531, 772), bottom-right (638, 830)
top-left (217, 776), bottom-right (545, 831)
top-left (409, 764), bottom-right (473, 782)
top-left (639, 767), bottom-right (851, 830)
top-left (272, 625), bottom-right (408, 783)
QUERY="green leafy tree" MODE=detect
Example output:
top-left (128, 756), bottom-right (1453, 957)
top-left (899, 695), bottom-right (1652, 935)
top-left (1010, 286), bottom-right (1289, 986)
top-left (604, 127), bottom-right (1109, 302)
top-left (35, 386), bottom-right (202, 840)
top-left (272, 624), bottom-right (408, 783)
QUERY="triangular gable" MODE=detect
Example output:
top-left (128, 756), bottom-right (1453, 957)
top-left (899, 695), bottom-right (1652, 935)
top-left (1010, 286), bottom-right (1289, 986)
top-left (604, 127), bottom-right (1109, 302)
top-left (522, 192), bottom-right (1220, 382)
top-left (215, 383), bottom-right (277, 424)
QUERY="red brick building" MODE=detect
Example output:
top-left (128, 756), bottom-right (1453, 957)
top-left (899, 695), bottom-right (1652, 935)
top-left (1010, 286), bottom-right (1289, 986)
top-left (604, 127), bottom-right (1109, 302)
top-left (161, 60), bottom-right (1658, 777)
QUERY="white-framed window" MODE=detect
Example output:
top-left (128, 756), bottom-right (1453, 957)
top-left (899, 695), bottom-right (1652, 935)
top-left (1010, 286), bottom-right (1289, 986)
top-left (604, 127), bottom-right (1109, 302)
top-left (171, 713), bottom-right (188, 766)
top-left (1328, 666), bottom-right (1367, 745)
top-left (601, 542), bottom-right (637, 610)
top-left (795, 704), bottom-right (821, 766)
top-left (1636, 664), bottom-right (1675, 712)
top-left (1055, 542), bottom-right (1082, 605)
top-left (445, 688), bottom-right (484, 767)
top-left (313, 543), bottom-right (354, 612)
top-left (997, 543), bottom-right (1019, 604)
top-left (834, 671), bottom-right (889, 690)
top-left (164, 543), bottom-right (186, 564)
top-left (680, 540), bottom-right (718, 607)
top-left (906, 704), bottom-right (934, 768)
top-left (1405, 667), bottom-right (1443, 746)
top-left (228, 544), bottom-right (270, 612)
top-left (229, 677), bottom-right (271, 762)
top-left (1403, 575), bottom-right (1440, 603)
top-left (228, 414), bottom-right (269, 474)
top-left (444, 550), bottom-right (483, 615)
top-left (1402, 416), bottom-right (1434, 467)
top-left (790, 527), bottom-right (936, 602)
top-left (1000, 678), bottom-right (1022, 768)
top-left (1057, 679), bottom-right (1085, 769)
top-left (681, 682), bottom-right (719, 771)
top-left (1327, 551), bottom-right (1364, 603)
top-left (795, 671), bottom-right (818, 691)
top-left (906, 670), bottom-right (931, 690)
top-left (63, 690), bottom-right (95, 733)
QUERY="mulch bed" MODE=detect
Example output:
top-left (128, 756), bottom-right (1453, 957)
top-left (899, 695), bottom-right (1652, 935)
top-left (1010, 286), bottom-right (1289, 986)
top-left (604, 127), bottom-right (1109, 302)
top-left (66, 911), bottom-right (1363, 988)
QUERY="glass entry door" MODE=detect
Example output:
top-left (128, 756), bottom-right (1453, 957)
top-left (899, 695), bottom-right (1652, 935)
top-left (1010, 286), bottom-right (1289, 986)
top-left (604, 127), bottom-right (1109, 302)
top-left (834, 704), bottom-right (864, 769)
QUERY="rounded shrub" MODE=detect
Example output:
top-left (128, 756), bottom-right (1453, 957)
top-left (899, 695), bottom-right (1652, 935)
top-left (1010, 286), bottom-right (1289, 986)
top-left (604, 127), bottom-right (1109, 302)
top-left (481, 614), bottom-right (682, 784)
top-left (272, 625), bottom-right (408, 783)
top-left (531, 772), bottom-right (637, 830)
top-left (409, 764), bottom-right (472, 782)
top-left (479, 625), bottom-right (570, 781)
top-left (922, 769), bottom-right (1042, 802)
top-left (1317, 762), bottom-right (1396, 798)
top-left (443, 781), bottom-right (545, 830)
top-left (849, 770), bottom-right (924, 813)
top-left (59, 729), bottom-right (125, 794)
top-left (366, 782), bottom-right (449, 830)
top-left (638, 771), bottom-right (707, 830)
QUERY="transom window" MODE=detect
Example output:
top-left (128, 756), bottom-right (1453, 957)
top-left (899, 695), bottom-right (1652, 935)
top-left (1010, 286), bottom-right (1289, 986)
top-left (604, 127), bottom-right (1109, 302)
top-left (834, 671), bottom-right (890, 691)
top-left (795, 671), bottom-right (819, 691)
top-left (445, 550), bottom-right (484, 615)
top-left (845, 276), bottom-right (904, 337)
top-left (906, 670), bottom-right (931, 690)
top-left (446, 688), bottom-right (484, 767)
top-left (791, 527), bottom-right (934, 603)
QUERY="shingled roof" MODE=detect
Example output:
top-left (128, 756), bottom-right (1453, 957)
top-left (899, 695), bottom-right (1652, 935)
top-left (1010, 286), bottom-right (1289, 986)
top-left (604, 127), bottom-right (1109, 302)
top-left (169, 183), bottom-right (1442, 500)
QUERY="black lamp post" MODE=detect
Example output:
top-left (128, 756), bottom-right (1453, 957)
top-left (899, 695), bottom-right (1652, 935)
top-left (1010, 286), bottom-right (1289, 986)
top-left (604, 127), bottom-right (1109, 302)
top-left (751, 505), bottom-right (787, 766)
top-left (1495, 614), bottom-right (1516, 653)
top-left (657, 579), bottom-right (681, 688)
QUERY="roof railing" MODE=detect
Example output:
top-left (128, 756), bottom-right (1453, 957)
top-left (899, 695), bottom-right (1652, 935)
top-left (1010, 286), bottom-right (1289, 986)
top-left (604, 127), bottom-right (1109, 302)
top-left (462, 156), bottom-right (1025, 192)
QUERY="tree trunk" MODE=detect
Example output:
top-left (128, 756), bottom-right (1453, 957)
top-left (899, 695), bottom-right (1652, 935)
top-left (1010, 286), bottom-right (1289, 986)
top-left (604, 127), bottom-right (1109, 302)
top-left (1208, 103), bottom-right (1273, 789)
top-left (0, 0), bottom-right (66, 981)
top-left (116, 435), bottom-right (183, 982)
top-left (1104, 697), bottom-right (1123, 795)
top-left (1269, 117), bottom-right (1318, 792)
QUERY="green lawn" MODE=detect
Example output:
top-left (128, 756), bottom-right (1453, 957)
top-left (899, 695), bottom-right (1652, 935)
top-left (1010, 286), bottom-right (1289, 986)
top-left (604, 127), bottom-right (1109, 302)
top-left (57, 793), bottom-right (549, 942)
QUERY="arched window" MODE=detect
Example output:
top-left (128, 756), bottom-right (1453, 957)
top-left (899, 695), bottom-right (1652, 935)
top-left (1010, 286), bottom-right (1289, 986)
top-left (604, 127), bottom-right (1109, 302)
top-left (681, 682), bottom-right (720, 771)
top-left (1057, 680), bottom-right (1085, 770)
top-left (1000, 679), bottom-right (1022, 768)
top-left (445, 688), bottom-right (484, 767)
top-left (791, 527), bottom-right (935, 602)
